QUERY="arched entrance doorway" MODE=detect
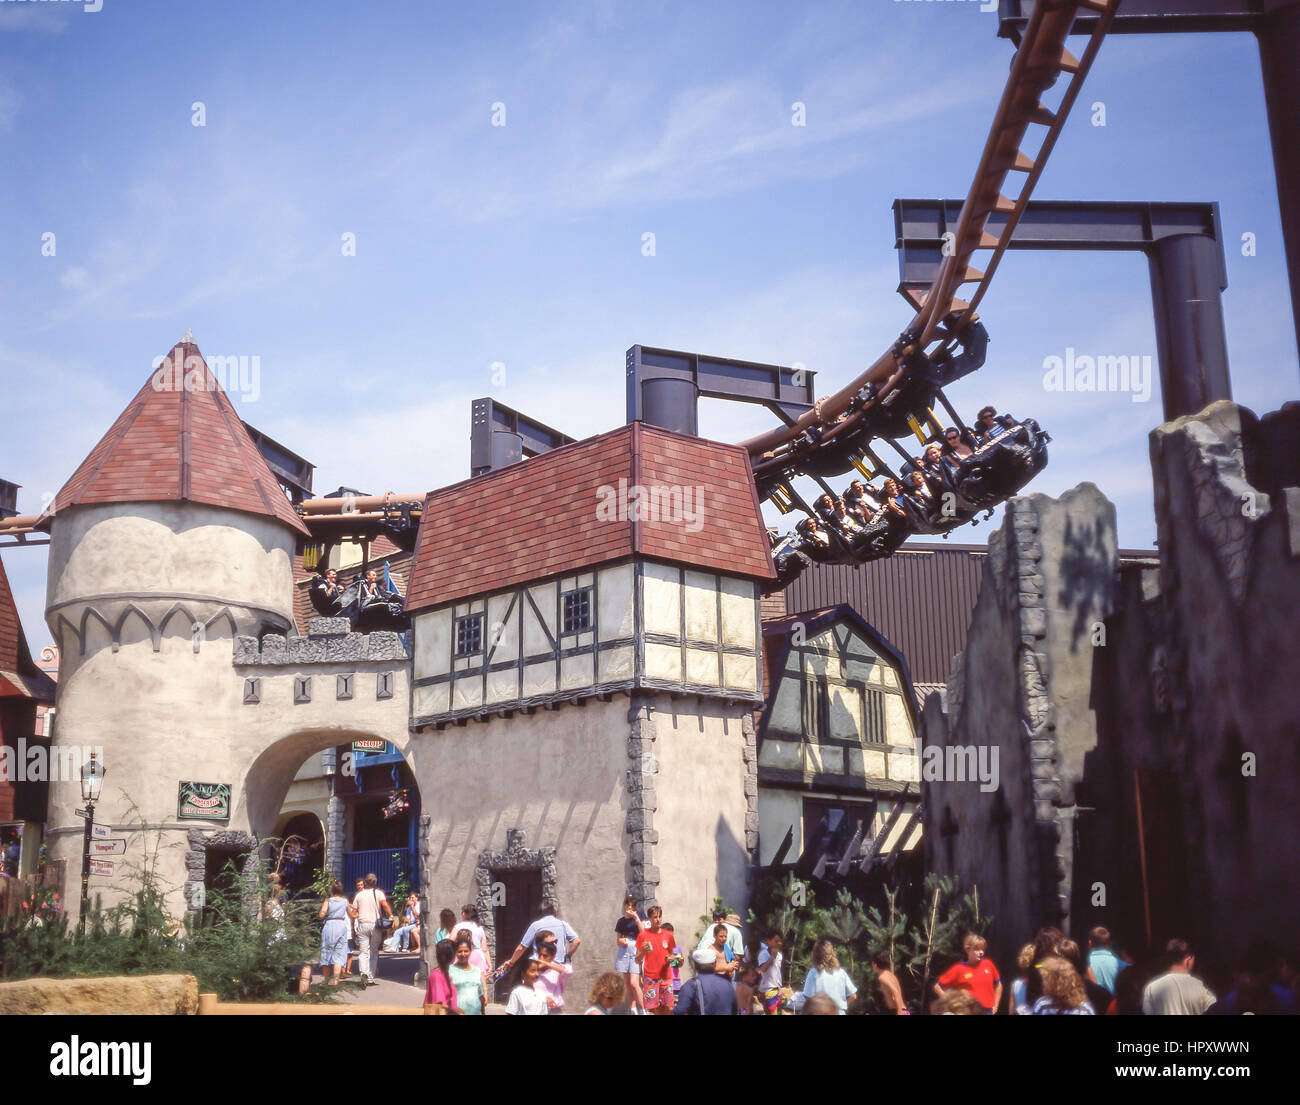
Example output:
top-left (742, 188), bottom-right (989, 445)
top-left (272, 811), bottom-right (325, 894)
top-left (189, 729), bottom-right (424, 919)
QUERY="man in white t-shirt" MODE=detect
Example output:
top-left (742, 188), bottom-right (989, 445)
top-left (1142, 938), bottom-right (1215, 1015)
top-left (352, 873), bottom-right (393, 985)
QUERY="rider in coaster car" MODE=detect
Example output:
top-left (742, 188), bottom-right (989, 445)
top-left (796, 516), bottom-right (833, 557)
top-left (906, 470), bottom-right (941, 519)
top-left (309, 567), bottom-right (347, 616)
top-left (829, 498), bottom-right (865, 540)
top-left (814, 493), bottom-right (838, 526)
top-left (877, 479), bottom-right (910, 527)
top-left (844, 479), bottom-right (882, 523)
top-left (357, 567), bottom-right (403, 617)
top-left (943, 426), bottom-right (976, 460)
top-left (921, 444), bottom-right (955, 492)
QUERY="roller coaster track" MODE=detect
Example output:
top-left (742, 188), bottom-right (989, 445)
top-left (744, 0), bottom-right (1120, 479)
top-left (0, 2), bottom-right (1120, 557)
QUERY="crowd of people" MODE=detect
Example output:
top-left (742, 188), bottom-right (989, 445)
top-left (769, 407), bottom-right (1046, 573)
top-left (928, 926), bottom-right (1296, 1016)
top-left (307, 879), bottom-right (1292, 1016)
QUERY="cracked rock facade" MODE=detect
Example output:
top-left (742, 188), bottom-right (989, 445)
top-left (922, 401), bottom-right (1300, 970)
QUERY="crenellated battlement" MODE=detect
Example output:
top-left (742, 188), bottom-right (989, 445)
top-left (233, 618), bottom-right (412, 667)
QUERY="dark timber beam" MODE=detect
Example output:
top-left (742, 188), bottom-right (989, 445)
top-left (893, 198), bottom-right (1232, 422)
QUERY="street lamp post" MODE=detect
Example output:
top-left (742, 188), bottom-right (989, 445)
top-left (78, 752), bottom-right (105, 935)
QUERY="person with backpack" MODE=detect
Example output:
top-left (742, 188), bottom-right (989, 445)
top-left (674, 949), bottom-right (739, 1015)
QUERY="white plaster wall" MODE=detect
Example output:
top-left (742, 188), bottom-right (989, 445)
top-left (45, 611), bottom-right (410, 924)
top-left (650, 696), bottom-right (751, 947)
top-left (412, 610), bottom-right (450, 680)
top-left (598, 564), bottom-right (634, 638)
top-left (720, 578), bottom-right (756, 649)
top-left (46, 503), bottom-right (296, 635)
top-left (684, 570), bottom-right (717, 640)
top-left (410, 697), bottom-right (631, 1008)
top-left (641, 563), bottom-right (680, 636)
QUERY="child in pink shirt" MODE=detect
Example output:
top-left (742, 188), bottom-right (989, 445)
top-left (536, 940), bottom-right (572, 1015)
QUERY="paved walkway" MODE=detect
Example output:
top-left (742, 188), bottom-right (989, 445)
top-left (308, 950), bottom-right (507, 1012)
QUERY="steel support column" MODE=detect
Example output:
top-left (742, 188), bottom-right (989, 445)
top-left (1257, 0), bottom-right (1300, 364)
top-left (1148, 233), bottom-right (1234, 419)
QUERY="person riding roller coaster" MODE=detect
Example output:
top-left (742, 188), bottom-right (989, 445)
top-left (308, 568), bottom-right (347, 616)
top-left (308, 565), bottom-right (407, 630)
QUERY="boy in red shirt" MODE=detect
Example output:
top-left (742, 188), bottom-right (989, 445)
top-left (636, 906), bottom-right (678, 1014)
top-left (934, 933), bottom-right (1002, 1013)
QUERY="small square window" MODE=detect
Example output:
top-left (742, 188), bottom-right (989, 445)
top-left (455, 613), bottom-right (484, 657)
top-left (377, 671), bottom-right (394, 700)
top-left (561, 588), bottom-right (592, 635)
top-left (294, 676), bottom-right (311, 704)
top-left (336, 673), bottom-right (354, 700)
top-left (243, 678), bottom-right (261, 705)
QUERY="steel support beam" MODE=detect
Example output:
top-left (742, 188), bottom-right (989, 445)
top-left (894, 198), bottom-right (1231, 421)
top-left (470, 397), bottom-right (575, 478)
top-left (626, 345), bottom-right (816, 436)
top-left (242, 421), bottom-right (315, 503)
top-left (998, 0), bottom-right (1300, 368)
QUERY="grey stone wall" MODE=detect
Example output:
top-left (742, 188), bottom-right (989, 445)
top-left (921, 483), bottom-right (1118, 967)
top-left (1087, 401), bottom-right (1300, 963)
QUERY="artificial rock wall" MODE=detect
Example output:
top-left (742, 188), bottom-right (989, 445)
top-left (920, 482), bottom-right (1119, 964)
top-left (922, 401), bottom-right (1300, 969)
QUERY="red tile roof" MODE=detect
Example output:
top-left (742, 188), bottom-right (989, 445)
top-left (0, 554), bottom-right (54, 701)
top-left (51, 340), bottom-right (309, 537)
top-left (0, 555), bottom-right (21, 675)
top-left (406, 423), bottom-right (774, 612)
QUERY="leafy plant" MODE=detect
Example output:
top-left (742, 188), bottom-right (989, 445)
top-left (0, 811), bottom-right (332, 1002)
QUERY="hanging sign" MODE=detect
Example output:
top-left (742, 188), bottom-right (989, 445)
top-left (177, 781), bottom-right (231, 820)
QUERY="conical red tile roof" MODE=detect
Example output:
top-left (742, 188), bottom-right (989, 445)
top-left (52, 340), bottom-right (309, 537)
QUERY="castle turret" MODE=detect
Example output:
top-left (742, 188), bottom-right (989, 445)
top-left (42, 337), bottom-right (309, 921)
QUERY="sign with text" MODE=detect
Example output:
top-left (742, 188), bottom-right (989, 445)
top-left (177, 781), bottom-right (231, 821)
top-left (351, 740), bottom-right (386, 753)
top-left (89, 859), bottom-right (114, 877)
top-left (91, 824), bottom-right (111, 839)
top-left (89, 839), bottom-right (126, 856)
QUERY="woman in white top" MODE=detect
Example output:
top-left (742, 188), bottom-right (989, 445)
top-left (505, 959), bottom-right (549, 1015)
top-left (802, 938), bottom-right (858, 1014)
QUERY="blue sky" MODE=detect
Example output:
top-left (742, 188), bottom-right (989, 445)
top-left (1, 0), bottom-right (1295, 648)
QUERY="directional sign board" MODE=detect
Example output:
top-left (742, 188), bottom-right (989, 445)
top-left (89, 860), bottom-right (114, 877)
top-left (91, 824), bottom-right (111, 839)
top-left (89, 839), bottom-right (126, 856)
top-left (74, 807), bottom-right (90, 818)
